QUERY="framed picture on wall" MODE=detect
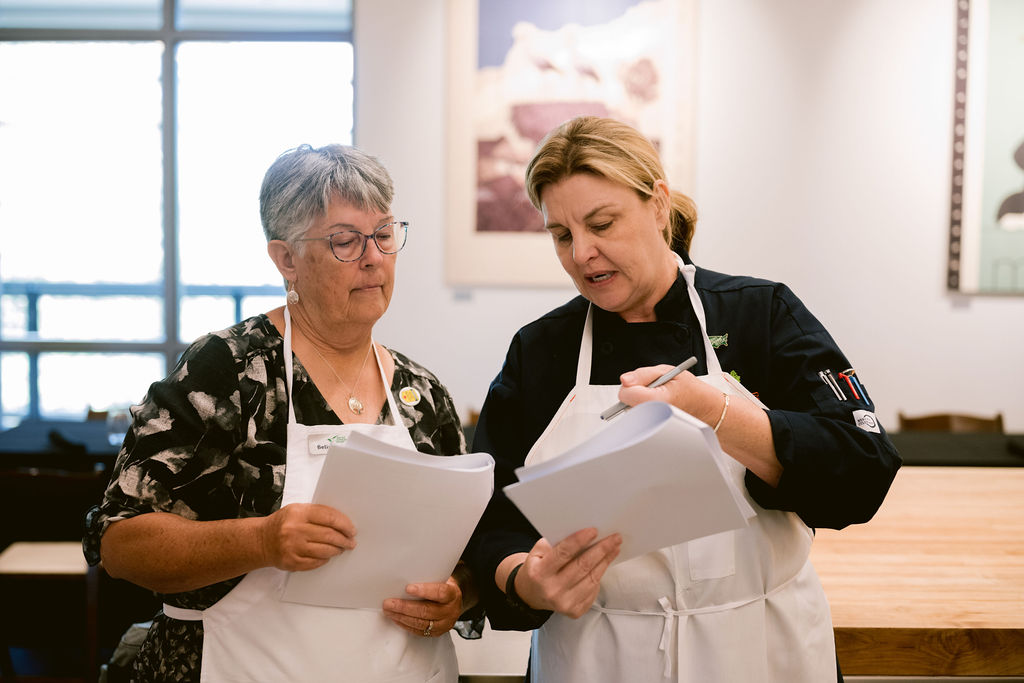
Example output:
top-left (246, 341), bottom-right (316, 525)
top-left (948, 0), bottom-right (1024, 294)
top-left (445, 0), bottom-right (698, 286)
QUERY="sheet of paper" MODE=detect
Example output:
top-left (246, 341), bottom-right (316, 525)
top-left (505, 402), bottom-right (751, 565)
top-left (700, 371), bottom-right (769, 410)
top-left (282, 432), bottom-right (494, 609)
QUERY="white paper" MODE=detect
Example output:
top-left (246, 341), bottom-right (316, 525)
top-left (282, 432), bottom-right (494, 609)
top-left (699, 371), bottom-right (769, 410)
top-left (504, 401), bottom-right (751, 565)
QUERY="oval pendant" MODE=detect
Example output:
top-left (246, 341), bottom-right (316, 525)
top-left (348, 396), bottom-right (364, 415)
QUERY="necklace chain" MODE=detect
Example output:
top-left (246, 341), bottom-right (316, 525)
top-left (309, 340), bottom-right (374, 415)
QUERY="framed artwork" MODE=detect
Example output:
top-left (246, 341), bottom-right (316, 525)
top-left (948, 0), bottom-right (1024, 293)
top-left (445, 0), bottom-right (698, 286)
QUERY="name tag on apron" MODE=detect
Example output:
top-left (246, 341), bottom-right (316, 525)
top-left (307, 433), bottom-right (349, 455)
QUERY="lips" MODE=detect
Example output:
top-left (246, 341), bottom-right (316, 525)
top-left (584, 271), bottom-right (614, 284)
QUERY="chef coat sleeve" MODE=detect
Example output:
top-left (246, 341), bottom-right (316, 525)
top-left (744, 284), bottom-right (901, 530)
top-left (464, 332), bottom-right (554, 631)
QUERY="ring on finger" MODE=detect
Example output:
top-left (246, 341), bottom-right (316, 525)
top-left (422, 620), bottom-right (433, 637)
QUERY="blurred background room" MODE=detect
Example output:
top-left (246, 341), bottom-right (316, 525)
top-left (1, 0), bottom-right (1021, 681)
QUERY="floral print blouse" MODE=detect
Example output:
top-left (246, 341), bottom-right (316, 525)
top-left (83, 314), bottom-right (474, 681)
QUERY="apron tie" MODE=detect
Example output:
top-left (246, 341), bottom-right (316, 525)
top-left (162, 604), bottom-right (203, 621)
top-left (657, 596), bottom-right (675, 678)
top-left (591, 571), bottom-right (803, 679)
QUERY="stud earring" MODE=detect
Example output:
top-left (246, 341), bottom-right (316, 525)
top-left (287, 284), bottom-right (300, 305)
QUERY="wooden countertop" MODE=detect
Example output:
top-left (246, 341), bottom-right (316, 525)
top-left (810, 466), bottom-right (1024, 676)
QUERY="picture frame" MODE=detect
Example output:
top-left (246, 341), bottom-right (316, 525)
top-left (948, 0), bottom-right (1024, 294)
top-left (444, 0), bottom-right (699, 287)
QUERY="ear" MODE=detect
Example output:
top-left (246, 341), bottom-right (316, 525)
top-left (651, 179), bottom-right (671, 233)
top-left (267, 240), bottom-right (298, 282)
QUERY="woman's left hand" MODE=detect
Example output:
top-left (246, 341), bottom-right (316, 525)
top-left (382, 576), bottom-right (463, 637)
top-left (620, 363), bottom-right (782, 486)
top-left (618, 364), bottom-right (721, 424)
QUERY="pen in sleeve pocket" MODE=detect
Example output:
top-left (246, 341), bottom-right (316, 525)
top-left (818, 370), bottom-right (845, 400)
top-left (824, 369), bottom-right (847, 400)
top-left (600, 356), bottom-right (698, 421)
top-left (837, 372), bottom-right (861, 401)
top-left (843, 368), bottom-right (869, 404)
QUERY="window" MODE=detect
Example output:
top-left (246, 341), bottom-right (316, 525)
top-left (0, 0), bottom-right (354, 427)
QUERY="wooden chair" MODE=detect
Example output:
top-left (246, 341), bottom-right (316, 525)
top-left (897, 411), bottom-right (1005, 434)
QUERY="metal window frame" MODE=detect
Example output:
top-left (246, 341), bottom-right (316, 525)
top-left (0, 1), bottom-right (354, 421)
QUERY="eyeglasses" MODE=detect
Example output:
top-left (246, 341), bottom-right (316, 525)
top-left (296, 221), bottom-right (409, 262)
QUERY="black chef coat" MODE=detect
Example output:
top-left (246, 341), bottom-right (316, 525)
top-left (466, 253), bottom-right (901, 630)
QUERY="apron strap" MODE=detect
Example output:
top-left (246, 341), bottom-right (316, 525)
top-left (284, 305), bottom-right (298, 425)
top-left (371, 340), bottom-right (403, 425)
top-left (163, 603), bottom-right (203, 621)
top-left (576, 305), bottom-right (595, 386)
top-left (673, 253), bottom-right (722, 376)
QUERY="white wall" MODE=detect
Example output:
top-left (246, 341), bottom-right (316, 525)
top-left (356, 0), bottom-right (1024, 432)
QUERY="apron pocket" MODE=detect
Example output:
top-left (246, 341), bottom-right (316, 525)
top-left (688, 530), bottom-right (736, 581)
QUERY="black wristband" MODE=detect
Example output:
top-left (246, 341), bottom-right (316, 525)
top-left (504, 563), bottom-right (551, 617)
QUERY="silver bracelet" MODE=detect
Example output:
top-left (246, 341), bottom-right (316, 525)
top-left (713, 393), bottom-right (730, 433)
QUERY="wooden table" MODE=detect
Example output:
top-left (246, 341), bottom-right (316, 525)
top-left (810, 466), bottom-right (1024, 676)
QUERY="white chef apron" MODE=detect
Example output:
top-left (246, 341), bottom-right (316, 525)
top-left (524, 256), bottom-right (837, 683)
top-left (162, 307), bottom-right (458, 683)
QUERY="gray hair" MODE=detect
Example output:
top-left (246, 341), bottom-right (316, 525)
top-left (259, 144), bottom-right (395, 243)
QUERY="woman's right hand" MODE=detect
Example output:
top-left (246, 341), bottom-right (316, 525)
top-left (260, 503), bottom-right (357, 572)
top-left (514, 528), bottom-right (622, 618)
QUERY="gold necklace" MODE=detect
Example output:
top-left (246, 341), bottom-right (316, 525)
top-left (310, 341), bottom-right (374, 415)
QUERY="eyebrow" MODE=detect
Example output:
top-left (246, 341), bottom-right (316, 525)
top-left (325, 215), bottom-right (395, 232)
top-left (544, 204), bottom-right (615, 231)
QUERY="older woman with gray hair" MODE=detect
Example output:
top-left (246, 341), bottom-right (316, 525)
top-left (84, 144), bottom-right (478, 682)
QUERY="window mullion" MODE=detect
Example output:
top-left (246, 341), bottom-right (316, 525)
top-left (162, 33), bottom-right (180, 378)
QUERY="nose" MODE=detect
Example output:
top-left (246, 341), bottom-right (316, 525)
top-left (571, 231), bottom-right (597, 265)
top-left (360, 234), bottom-right (385, 266)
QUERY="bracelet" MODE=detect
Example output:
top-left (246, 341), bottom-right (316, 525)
top-left (713, 393), bottom-right (730, 433)
top-left (504, 563), bottom-right (529, 610)
top-left (504, 563), bottom-right (551, 617)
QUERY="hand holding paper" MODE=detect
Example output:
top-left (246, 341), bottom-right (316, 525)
top-left (282, 432), bottom-right (494, 609)
top-left (382, 575), bottom-right (465, 637)
top-left (504, 401), bottom-right (755, 565)
top-left (514, 528), bottom-right (622, 618)
top-left (261, 502), bottom-right (357, 572)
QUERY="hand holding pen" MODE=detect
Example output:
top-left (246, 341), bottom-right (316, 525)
top-left (601, 357), bottom-right (698, 420)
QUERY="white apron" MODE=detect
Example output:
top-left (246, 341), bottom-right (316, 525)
top-left (162, 307), bottom-right (458, 683)
top-left (524, 258), bottom-right (837, 683)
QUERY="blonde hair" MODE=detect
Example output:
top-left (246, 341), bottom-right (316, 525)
top-left (525, 116), bottom-right (697, 251)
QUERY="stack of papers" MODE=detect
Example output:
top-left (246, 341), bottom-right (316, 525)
top-left (282, 432), bottom-right (494, 609)
top-left (504, 401), bottom-right (754, 565)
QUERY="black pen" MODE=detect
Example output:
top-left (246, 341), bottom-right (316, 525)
top-left (599, 356), bottom-right (698, 421)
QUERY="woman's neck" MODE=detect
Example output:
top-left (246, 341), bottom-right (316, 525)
top-left (284, 304), bottom-right (374, 359)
